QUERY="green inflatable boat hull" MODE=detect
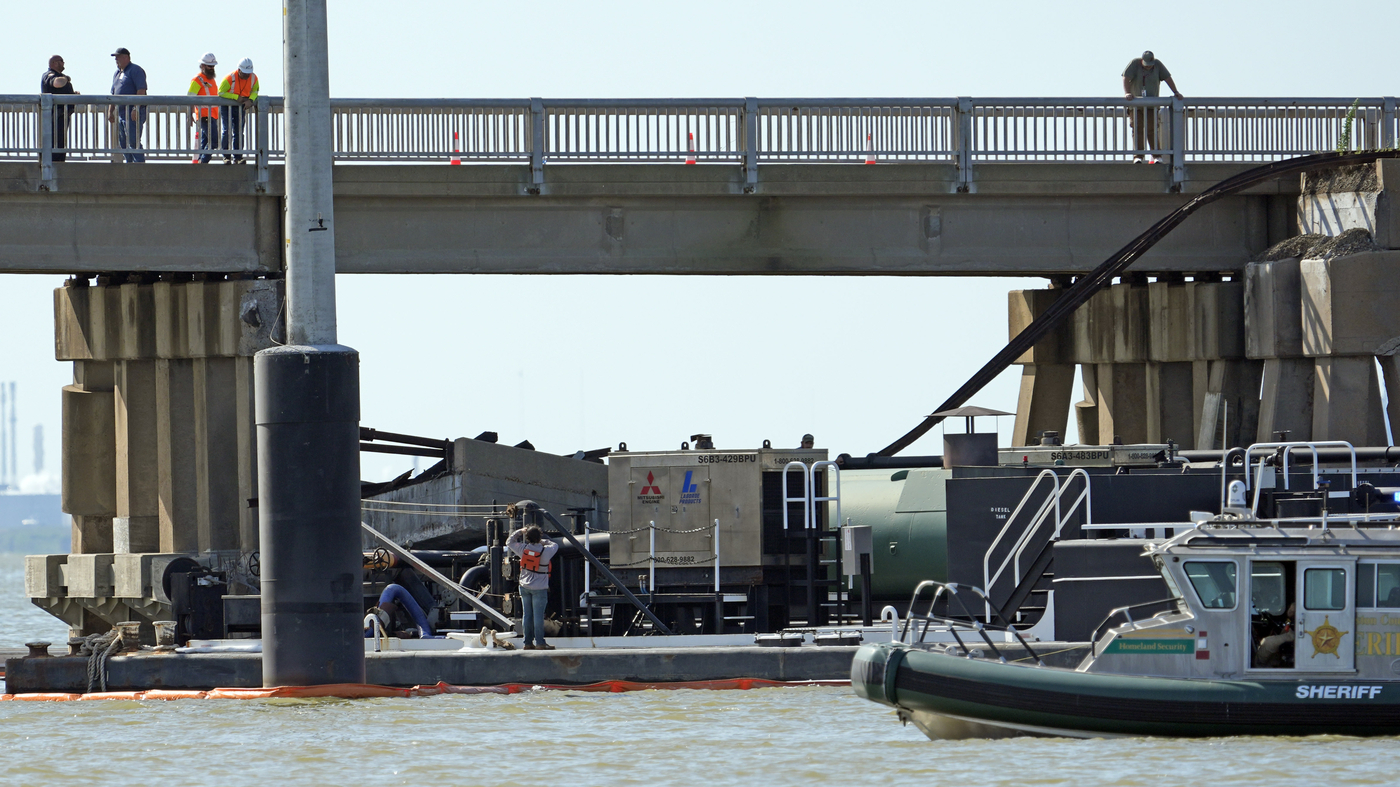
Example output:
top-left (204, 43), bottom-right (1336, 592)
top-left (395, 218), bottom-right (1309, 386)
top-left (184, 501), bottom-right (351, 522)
top-left (853, 642), bottom-right (1400, 739)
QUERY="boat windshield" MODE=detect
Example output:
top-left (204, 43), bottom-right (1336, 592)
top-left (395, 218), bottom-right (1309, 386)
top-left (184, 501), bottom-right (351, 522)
top-left (1184, 561), bottom-right (1237, 609)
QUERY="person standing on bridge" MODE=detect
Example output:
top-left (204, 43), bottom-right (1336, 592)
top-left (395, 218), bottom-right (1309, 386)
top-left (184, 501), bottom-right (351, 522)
top-left (1122, 51), bottom-right (1183, 163)
top-left (187, 53), bottom-right (222, 164)
top-left (41, 56), bottom-right (78, 163)
top-left (109, 48), bottom-right (147, 163)
top-left (218, 59), bottom-right (259, 164)
top-left (508, 524), bottom-right (559, 650)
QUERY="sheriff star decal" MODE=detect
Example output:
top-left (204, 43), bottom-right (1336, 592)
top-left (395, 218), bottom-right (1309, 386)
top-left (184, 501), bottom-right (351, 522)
top-left (1304, 615), bottom-right (1349, 658)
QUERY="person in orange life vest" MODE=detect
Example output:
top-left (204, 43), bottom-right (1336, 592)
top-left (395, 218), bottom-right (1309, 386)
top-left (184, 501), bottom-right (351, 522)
top-left (508, 525), bottom-right (559, 650)
top-left (187, 53), bottom-right (221, 163)
top-left (218, 59), bottom-right (259, 164)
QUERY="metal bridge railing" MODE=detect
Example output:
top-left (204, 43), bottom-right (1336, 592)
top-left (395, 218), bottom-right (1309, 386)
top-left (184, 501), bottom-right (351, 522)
top-left (3, 95), bottom-right (1395, 192)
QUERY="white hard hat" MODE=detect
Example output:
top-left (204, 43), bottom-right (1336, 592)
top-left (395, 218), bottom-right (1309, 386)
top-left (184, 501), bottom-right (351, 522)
top-left (200, 52), bottom-right (217, 66)
top-left (238, 58), bottom-right (254, 74)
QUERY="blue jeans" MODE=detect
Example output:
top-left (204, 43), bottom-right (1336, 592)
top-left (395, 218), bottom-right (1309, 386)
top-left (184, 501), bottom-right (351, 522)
top-left (117, 109), bottom-right (145, 163)
top-left (195, 117), bottom-right (217, 163)
top-left (520, 587), bottom-right (549, 647)
top-left (222, 105), bottom-right (246, 162)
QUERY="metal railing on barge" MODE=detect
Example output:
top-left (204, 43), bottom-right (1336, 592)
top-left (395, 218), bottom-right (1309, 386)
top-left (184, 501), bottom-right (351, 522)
top-left (2, 95), bottom-right (1395, 191)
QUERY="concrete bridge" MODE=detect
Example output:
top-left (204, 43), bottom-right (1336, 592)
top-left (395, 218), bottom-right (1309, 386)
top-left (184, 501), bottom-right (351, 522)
top-left (2, 95), bottom-right (1394, 276)
top-left (11, 95), bottom-right (1400, 641)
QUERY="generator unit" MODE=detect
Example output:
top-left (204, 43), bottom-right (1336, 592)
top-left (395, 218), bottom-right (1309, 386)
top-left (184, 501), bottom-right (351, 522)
top-left (602, 440), bottom-right (840, 633)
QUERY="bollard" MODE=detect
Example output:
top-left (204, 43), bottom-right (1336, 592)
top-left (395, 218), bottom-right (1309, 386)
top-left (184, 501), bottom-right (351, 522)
top-left (256, 345), bottom-right (364, 686)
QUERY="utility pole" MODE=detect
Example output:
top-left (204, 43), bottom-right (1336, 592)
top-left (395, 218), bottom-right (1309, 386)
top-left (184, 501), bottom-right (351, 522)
top-left (256, 0), bottom-right (364, 686)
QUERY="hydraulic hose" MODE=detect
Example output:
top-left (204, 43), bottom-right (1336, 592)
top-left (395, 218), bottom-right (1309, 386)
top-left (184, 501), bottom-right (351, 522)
top-left (877, 150), bottom-right (1400, 456)
top-left (376, 583), bottom-right (437, 638)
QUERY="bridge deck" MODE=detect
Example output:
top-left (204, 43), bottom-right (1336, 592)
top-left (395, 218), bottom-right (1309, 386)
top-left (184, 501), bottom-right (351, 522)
top-left (0, 161), bottom-right (1296, 276)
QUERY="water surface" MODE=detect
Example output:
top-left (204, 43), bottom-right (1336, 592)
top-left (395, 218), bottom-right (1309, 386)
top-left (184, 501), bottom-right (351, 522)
top-left (1, 553), bottom-right (1397, 786)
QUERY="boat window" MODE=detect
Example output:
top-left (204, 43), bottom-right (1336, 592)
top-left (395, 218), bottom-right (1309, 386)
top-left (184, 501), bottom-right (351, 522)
top-left (1378, 564), bottom-right (1400, 608)
top-left (1303, 568), bottom-right (1347, 611)
top-left (1358, 563), bottom-right (1376, 608)
top-left (1184, 561), bottom-right (1237, 609)
top-left (1251, 562), bottom-right (1288, 615)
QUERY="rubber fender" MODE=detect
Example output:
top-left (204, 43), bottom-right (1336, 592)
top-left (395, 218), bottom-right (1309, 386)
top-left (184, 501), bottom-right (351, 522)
top-left (884, 646), bottom-right (908, 707)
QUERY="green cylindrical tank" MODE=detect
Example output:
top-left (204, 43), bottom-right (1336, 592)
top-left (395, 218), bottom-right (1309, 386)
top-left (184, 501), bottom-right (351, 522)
top-left (839, 468), bottom-right (950, 600)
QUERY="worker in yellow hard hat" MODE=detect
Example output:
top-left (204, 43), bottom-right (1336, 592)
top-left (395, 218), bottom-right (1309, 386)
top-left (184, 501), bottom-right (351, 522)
top-left (218, 58), bottom-right (260, 164)
top-left (187, 53), bottom-right (221, 163)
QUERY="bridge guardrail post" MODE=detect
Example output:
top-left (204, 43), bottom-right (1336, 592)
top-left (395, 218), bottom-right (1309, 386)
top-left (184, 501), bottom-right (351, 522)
top-left (1384, 97), bottom-right (1397, 150)
top-left (38, 95), bottom-right (54, 191)
top-left (530, 98), bottom-right (545, 193)
top-left (955, 96), bottom-right (973, 193)
top-left (255, 96), bottom-right (270, 191)
top-left (743, 97), bottom-right (758, 193)
top-left (1170, 97), bottom-right (1185, 191)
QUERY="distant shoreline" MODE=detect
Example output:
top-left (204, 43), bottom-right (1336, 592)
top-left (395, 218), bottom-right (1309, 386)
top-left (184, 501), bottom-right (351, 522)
top-left (0, 525), bottom-right (70, 555)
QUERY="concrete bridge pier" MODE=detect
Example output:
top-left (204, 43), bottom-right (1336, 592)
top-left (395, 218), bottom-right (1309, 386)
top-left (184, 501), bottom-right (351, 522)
top-left (1012, 278), bottom-right (1254, 449)
top-left (1012, 159), bottom-right (1400, 453)
top-left (36, 277), bottom-right (283, 639)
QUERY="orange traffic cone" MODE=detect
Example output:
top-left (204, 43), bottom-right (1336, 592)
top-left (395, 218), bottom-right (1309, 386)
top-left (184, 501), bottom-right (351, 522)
top-left (864, 133), bottom-right (877, 165)
top-left (685, 132), bottom-right (697, 165)
top-left (450, 131), bottom-right (461, 166)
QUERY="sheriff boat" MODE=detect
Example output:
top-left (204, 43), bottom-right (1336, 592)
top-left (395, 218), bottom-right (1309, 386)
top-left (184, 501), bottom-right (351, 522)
top-left (853, 474), bottom-right (1400, 739)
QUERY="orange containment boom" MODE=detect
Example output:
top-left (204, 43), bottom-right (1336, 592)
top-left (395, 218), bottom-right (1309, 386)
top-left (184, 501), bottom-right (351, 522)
top-left (0, 678), bottom-right (849, 701)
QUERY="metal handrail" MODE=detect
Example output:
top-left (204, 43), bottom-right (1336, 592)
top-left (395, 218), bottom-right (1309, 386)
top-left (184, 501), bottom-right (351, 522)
top-left (1090, 597), bottom-right (1185, 657)
top-left (988, 468), bottom-right (1092, 623)
top-left (1010, 468), bottom-right (1091, 588)
top-left (781, 461), bottom-right (812, 532)
top-left (810, 460), bottom-right (842, 532)
top-left (983, 469), bottom-right (1060, 618)
top-left (901, 580), bottom-right (1043, 666)
top-left (5, 95), bottom-right (1395, 191)
top-left (1245, 441), bottom-right (1358, 515)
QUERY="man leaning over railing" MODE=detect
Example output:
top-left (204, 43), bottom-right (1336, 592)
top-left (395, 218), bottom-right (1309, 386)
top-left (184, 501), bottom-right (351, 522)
top-left (109, 47), bottom-right (147, 163)
top-left (1122, 50), bottom-right (1183, 164)
top-left (218, 59), bottom-right (259, 164)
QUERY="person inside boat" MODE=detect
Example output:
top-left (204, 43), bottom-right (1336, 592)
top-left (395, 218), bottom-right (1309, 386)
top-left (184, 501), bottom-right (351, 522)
top-left (1254, 602), bottom-right (1295, 668)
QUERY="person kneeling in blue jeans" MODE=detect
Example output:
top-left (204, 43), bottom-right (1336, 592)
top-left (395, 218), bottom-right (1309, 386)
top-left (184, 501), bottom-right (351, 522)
top-left (508, 524), bottom-right (559, 650)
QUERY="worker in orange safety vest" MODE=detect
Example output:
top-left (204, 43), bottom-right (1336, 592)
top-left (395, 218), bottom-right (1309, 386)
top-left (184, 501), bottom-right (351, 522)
top-left (218, 58), bottom-right (260, 164)
top-left (507, 524), bottom-right (558, 650)
top-left (187, 52), bottom-right (221, 163)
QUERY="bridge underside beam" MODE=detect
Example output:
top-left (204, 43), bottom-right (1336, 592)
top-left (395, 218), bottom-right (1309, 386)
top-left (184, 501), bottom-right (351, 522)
top-left (0, 162), bottom-right (1294, 276)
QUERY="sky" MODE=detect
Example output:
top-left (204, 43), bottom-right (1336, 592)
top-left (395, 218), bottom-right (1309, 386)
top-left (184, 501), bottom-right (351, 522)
top-left (1, 0), bottom-right (1397, 486)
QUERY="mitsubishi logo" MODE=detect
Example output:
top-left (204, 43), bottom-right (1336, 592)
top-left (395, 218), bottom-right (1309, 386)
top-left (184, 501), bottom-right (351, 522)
top-left (639, 471), bottom-right (663, 497)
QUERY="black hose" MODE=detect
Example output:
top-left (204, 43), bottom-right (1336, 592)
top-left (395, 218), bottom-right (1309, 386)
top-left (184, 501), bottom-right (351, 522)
top-left (836, 453), bottom-right (944, 470)
top-left (876, 150), bottom-right (1400, 457)
top-left (459, 564), bottom-right (490, 590)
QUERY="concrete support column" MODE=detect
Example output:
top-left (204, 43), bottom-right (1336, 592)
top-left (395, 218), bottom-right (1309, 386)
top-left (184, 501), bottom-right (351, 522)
top-left (1194, 360), bottom-right (1264, 450)
top-left (113, 359), bottom-right (160, 553)
top-left (1257, 358), bottom-right (1315, 442)
top-left (1074, 364), bottom-right (1099, 445)
top-left (1313, 357), bottom-right (1387, 445)
top-left (194, 357), bottom-right (241, 553)
top-left (1011, 364), bottom-right (1074, 446)
top-left (1145, 362), bottom-right (1194, 446)
top-left (1096, 363), bottom-right (1148, 445)
top-left (62, 361), bottom-right (116, 554)
top-left (154, 358), bottom-right (198, 553)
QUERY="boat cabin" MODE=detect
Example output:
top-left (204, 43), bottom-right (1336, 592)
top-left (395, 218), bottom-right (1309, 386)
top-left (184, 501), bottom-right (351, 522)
top-left (1083, 524), bottom-right (1400, 682)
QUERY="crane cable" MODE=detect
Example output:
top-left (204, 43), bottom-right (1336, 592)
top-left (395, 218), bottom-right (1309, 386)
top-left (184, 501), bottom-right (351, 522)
top-left (877, 149), bottom-right (1400, 457)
